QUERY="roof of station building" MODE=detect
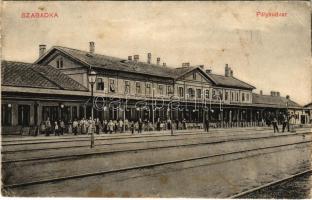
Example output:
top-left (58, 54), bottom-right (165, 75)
top-left (1, 60), bottom-right (88, 91)
top-left (36, 46), bottom-right (195, 80)
top-left (304, 102), bottom-right (312, 108)
top-left (252, 93), bottom-right (302, 108)
top-left (207, 73), bottom-right (255, 90)
top-left (35, 46), bottom-right (256, 90)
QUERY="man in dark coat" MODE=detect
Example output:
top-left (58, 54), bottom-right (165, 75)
top-left (138, 118), bottom-right (143, 133)
top-left (204, 116), bottom-right (210, 133)
top-left (272, 117), bottom-right (279, 133)
top-left (282, 114), bottom-right (290, 132)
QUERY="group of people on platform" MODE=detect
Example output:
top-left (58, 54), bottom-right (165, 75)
top-left (38, 113), bottom-right (292, 136)
top-left (39, 117), bottom-right (191, 136)
top-left (265, 114), bottom-right (292, 133)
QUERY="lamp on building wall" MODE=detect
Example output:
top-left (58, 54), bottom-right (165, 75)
top-left (59, 103), bottom-right (65, 121)
top-left (8, 104), bottom-right (12, 108)
top-left (88, 69), bottom-right (97, 148)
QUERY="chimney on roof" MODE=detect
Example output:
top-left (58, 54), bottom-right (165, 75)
top-left (134, 55), bottom-right (139, 62)
top-left (147, 53), bottom-right (151, 64)
top-left (260, 90), bottom-right (263, 95)
top-left (39, 44), bottom-right (46, 58)
top-left (271, 91), bottom-right (276, 96)
top-left (206, 69), bottom-right (212, 74)
top-left (286, 95), bottom-right (290, 100)
top-left (156, 57), bottom-right (160, 65)
top-left (230, 69), bottom-right (233, 77)
top-left (162, 62), bottom-right (166, 67)
top-left (182, 62), bottom-right (190, 67)
top-left (276, 92), bottom-right (280, 97)
top-left (225, 64), bottom-right (230, 77)
top-left (128, 56), bottom-right (132, 61)
top-left (89, 41), bottom-right (95, 54)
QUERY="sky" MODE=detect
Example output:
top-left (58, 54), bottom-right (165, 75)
top-left (2, 1), bottom-right (311, 105)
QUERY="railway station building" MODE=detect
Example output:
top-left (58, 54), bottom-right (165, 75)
top-left (1, 42), bottom-right (310, 135)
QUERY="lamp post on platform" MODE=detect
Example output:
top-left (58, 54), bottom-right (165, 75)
top-left (88, 70), bottom-right (97, 148)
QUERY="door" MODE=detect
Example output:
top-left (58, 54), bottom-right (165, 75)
top-left (18, 105), bottom-right (30, 126)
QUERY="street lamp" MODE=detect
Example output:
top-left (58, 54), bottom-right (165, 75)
top-left (88, 69), bottom-right (97, 148)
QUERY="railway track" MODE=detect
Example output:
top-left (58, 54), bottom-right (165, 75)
top-left (1, 128), bottom-right (288, 154)
top-left (3, 139), bottom-right (311, 190)
top-left (229, 169), bottom-right (312, 198)
top-left (3, 130), bottom-right (311, 164)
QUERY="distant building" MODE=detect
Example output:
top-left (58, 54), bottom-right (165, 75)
top-left (1, 42), bottom-right (309, 135)
top-left (304, 103), bottom-right (312, 124)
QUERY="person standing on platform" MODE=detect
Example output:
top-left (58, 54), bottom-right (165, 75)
top-left (138, 118), bottom-right (143, 133)
top-left (53, 121), bottom-right (59, 136)
top-left (40, 121), bottom-right (46, 135)
top-left (77, 119), bottom-right (82, 135)
top-left (81, 118), bottom-right (86, 134)
top-left (113, 120), bottom-right (118, 134)
top-left (45, 118), bottom-right (51, 136)
top-left (135, 121), bottom-right (139, 134)
top-left (68, 120), bottom-right (72, 134)
top-left (130, 121), bottom-right (134, 134)
top-left (73, 119), bottom-right (78, 135)
top-left (103, 120), bottom-right (108, 134)
top-left (87, 117), bottom-right (93, 135)
top-left (119, 119), bottom-right (124, 133)
top-left (176, 119), bottom-right (179, 130)
top-left (124, 119), bottom-right (129, 131)
top-left (272, 117), bottom-right (279, 133)
top-left (108, 120), bottom-right (114, 134)
top-left (95, 118), bottom-right (100, 134)
top-left (59, 120), bottom-right (65, 135)
top-left (156, 118), bottom-right (161, 131)
top-left (182, 118), bottom-right (186, 130)
top-left (167, 119), bottom-right (171, 130)
top-left (282, 114), bottom-right (290, 132)
top-left (204, 117), bottom-right (210, 133)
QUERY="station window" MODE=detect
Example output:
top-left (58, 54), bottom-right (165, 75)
top-left (167, 85), bottom-right (173, 96)
top-left (193, 72), bottom-right (196, 80)
top-left (146, 83), bottom-right (152, 95)
top-left (136, 82), bottom-right (141, 94)
top-left (18, 105), bottom-right (30, 126)
top-left (158, 84), bottom-right (164, 96)
top-left (242, 93), bottom-right (245, 101)
top-left (225, 91), bottom-right (229, 101)
top-left (188, 88), bottom-right (195, 98)
top-left (212, 89), bottom-right (216, 99)
top-left (205, 89), bottom-right (210, 99)
top-left (72, 106), bottom-right (78, 121)
top-left (219, 90), bottom-right (223, 100)
top-left (125, 81), bottom-right (130, 94)
top-left (231, 92), bottom-right (234, 101)
top-left (56, 58), bottom-right (63, 69)
top-left (109, 79), bottom-right (116, 93)
top-left (96, 78), bottom-right (104, 91)
top-left (178, 87), bottom-right (184, 98)
top-left (1, 104), bottom-right (12, 126)
top-left (246, 93), bottom-right (250, 101)
top-left (196, 89), bottom-right (202, 99)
